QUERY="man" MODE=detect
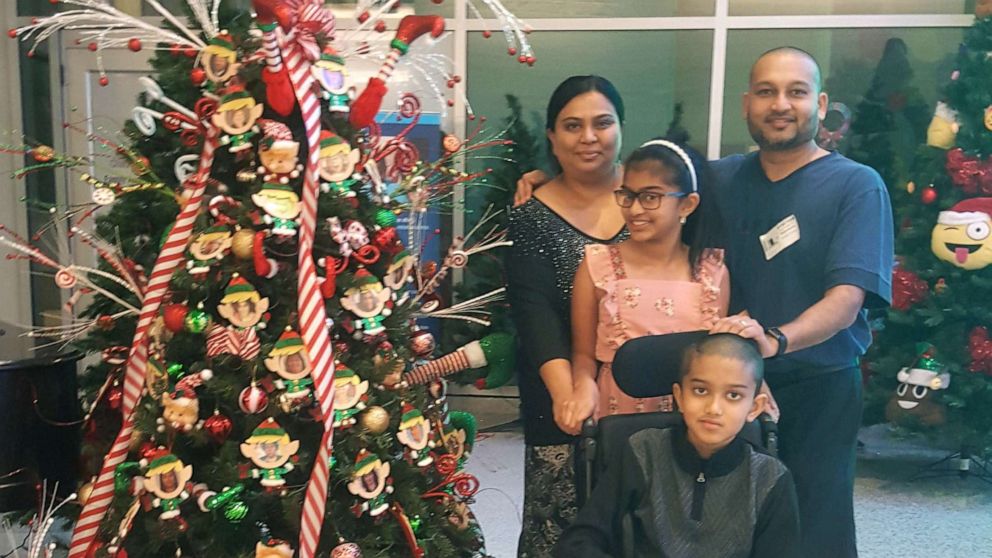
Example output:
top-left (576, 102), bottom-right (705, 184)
top-left (516, 48), bottom-right (893, 557)
top-left (708, 47), bottom-right (892, 558)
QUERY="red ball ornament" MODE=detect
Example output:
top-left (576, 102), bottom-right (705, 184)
top-left (372, 226), bottom-right (403, 256)
top-left (526, 56), bottom-right (536, 65)
top-left (127, 38), bottom-right (142, 52)
top-left (190, 67), bottom-right (206, 86)
top-left (170, 44), bottom-right (181, 56)
top-left (183, 46), bottom-right (197, 58)
top-left (331, 541), bottom-right (363, 558)
top-left (517, 55), bottom-right (527, 63)
top-left (98, 76), bottom-right (110, 87)
top-left (163, 303), bottom-right (189, 333)
top-left (203, 412), bottom-right (233, 444)
top-left (239, 384), bottom-right (268, 414)
top-left (921, 187), bottom-right (938, 204)
top-left (106, 384), bottom-right (123, 411)
top-left (482, 30), bottom-right (492, 39)
top-left (507, 47), bottom-right (517, 56)
top-left (87, 42), bottom-right (98, 52)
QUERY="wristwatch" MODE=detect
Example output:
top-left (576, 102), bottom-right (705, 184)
top-left (765, 327), bottom-right (788, 357)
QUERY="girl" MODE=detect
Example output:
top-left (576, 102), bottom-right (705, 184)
top-left (565, 139), bottom-right (728, 430)
top-left (506, 75), bottom-right (627, 558)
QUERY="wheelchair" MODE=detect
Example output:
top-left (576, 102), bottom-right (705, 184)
top-left (577, 331), bottom-right (779, 506)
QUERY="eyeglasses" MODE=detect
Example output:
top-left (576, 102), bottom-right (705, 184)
top-left (613, 187), bottom-right (687, 210)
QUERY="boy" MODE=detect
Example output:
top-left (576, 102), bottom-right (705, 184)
top-left (554, 334), bottom-right (799, 558)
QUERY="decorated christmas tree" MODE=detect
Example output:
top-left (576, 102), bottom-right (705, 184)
top-left (5, 0), bottom-right (532, 556)
top-left (863, 12), bottom-right (992, 461)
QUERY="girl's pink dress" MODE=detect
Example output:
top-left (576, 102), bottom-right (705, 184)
top-left (584, 244), bottom-right (729, 418)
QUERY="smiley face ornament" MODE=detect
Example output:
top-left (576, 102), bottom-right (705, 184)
top-left (931, 197), bottom-right (992, 270)
top-left (885, 344), bottom-right (951, 427)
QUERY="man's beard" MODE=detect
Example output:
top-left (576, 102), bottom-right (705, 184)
top-left (747, 114), bottom-right (818, 151)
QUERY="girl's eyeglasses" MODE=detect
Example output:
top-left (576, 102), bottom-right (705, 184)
top-left (613, 188), bottom-right (687, 210)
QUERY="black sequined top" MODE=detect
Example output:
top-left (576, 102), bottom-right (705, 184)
top-left (507, 198), bottom-right (627, 446)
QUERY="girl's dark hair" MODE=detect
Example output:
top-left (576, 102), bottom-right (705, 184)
top-left (545, 75), bottom-right (625, 175)
top-left (623, 139), bottom-right (723, 268)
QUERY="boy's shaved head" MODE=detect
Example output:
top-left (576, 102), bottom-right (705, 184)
top-left (750, 46), bottom-right (822, 92)
top-left (680, 334), bottom-right (764, 393)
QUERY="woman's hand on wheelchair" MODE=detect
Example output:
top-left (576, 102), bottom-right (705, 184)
top-left (560, 379), bottom-right (598, 435)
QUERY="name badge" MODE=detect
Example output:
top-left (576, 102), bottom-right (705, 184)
top-left (759, 214), bottom-right (800, 260)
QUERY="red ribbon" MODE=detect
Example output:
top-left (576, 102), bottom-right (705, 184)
top-left (891, 268), bottom-right (928, 311)
top-left (968, 326), bottom-right (992, 375)
top-left (946, 148), bottom-right (992, 195)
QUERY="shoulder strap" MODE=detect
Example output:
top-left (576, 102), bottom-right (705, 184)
top-left (608, 244), bottom-right (627, 280)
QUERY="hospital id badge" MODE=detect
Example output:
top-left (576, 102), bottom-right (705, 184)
top-left (759, 214), bottom-right (800, 260)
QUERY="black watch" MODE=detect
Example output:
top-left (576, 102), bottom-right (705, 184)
top-left (765, 327), bottom-right (788, 357)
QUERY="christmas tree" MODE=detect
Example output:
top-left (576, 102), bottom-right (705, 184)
top-left (6, 1), bottom-right (532, 556)
top-left (863, 12), bottom-right (992, 461)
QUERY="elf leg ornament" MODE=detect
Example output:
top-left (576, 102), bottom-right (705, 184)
top-left (402, 332), bottom-right (514, 387)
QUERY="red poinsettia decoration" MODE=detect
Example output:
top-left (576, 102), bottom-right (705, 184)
top-left (946, 148), bottom-right (992, 195)
top-left (968, 326), bottom-right (992, 375)
top-left (891, 268), bottom-right (929, 311)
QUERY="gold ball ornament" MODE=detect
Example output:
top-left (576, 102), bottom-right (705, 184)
top-left (359, 406), bottom-right (390, 434)
top-left (77, 481), bottom-right (94, 505)
top-left (231, 229), bottom-right (255, 260)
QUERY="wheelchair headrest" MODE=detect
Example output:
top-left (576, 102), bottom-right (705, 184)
top-left (610, 330), bottom-right (709, 398)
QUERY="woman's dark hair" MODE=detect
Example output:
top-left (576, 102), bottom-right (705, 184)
top-left (545, 75), bottom-right (625, 175)
top-left (623, 138), bottom-right (723, 268)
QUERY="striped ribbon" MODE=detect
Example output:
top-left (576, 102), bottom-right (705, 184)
top-left (68, 127), bottom-right (219, 558)
top-left (281, 23), bottom-right (338, 558)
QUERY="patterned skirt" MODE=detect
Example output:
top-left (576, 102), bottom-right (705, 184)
top-left (517, 443), bottom-right (578, 558)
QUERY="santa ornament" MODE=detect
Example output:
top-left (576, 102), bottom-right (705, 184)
top-left (263, 327), bottom-right (314, 412)
top-left (885, 344), bottom-right (951, 426)
top-left (239, 418), bottom-right (299, 490)
top-left (158, 369), bottom-right (213, 433)
top-left (930, 197), bottom-right (992, 270)
top-left (256, 119), bottom-right (302, 184)
top-left (211, 86), bottom-right (263, 152)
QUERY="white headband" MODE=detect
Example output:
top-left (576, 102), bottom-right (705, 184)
top-left (637, 139), bottom-right (698, 193)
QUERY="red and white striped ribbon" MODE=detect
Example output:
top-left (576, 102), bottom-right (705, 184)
top-left (68, 128), bottom-right (219, 558)
top-left (281, 20), bottom-right (337, 558)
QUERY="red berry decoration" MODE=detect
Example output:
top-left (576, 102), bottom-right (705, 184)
top-left (87, 42), bottom-right (98, 51)
top-left (526, 56), bottom-right (536, 65)
top-left (163, 303), bottom-right (189, 333)
top-left (98, 76), bottom-right (110, 87)
top-left (447, 99), bottom-right (455, 107)
top-left (921, 187), bottom-right (938, 204)
top-left (375, 20), bottom-right (387, 33)
top-left (170, 44), bottom-right (181, 56)
top-left (7, 29), bottom-right (17, 39)
top-left (507, 47), bottom-right (517, 56)
top-left (128, 38), bottom-right (142, 52)
top-left (482, 30), bottom-right (492, 39)
top-left (190, 67), bottom-right (206, 86)
top-left (203, 412), bottom-right (233, 444)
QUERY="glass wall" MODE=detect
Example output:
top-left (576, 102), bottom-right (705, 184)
top-left (730, 0), bottom-right (972, 16)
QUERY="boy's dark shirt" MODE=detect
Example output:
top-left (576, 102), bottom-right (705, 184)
top-left (555, 425), bottom-right (800, 558)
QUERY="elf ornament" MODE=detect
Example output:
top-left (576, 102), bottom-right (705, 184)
top-left (186, 225), bottom-right (232, 275)
top-left (158, 369), bottom-right (213, 433)
top-left (311, 47), bottom-right (353, 112)
top-left (140, 448), bottom-right (194, 523)
top-left (206, 275), bottom-right (268, 360)
top-left (255, 523), bottom-right (294, 558)
top-left (885, 344), bottom-right (951, 426)
top-left (252, 183), bottom-right (301, 237)
top-left (256, 119), bottom-right (302, 184)
top-left (332, 363), bottom-right (369, 428)
top-left (263, 328), bottom-right (314, 412)
top-left (198, 31), bottom-right (241, 90)
top-left (318, 130), bottom-right (361, 200)
top-left (211, 86), bottom-right (264, 153)
top-left (383, 249), bottom-right (416, 295)
top-left (347, 449), bottom-right (393, 517)
top-left (340, 268), bottom-right (393, 340)
top-left (930, 197), bottom-right (992, 270)
top-left (396, 402), bottom-right (436, 467)
top-left (239, 418), bottom-right (299, 489)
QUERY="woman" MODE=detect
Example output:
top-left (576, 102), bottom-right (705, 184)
top-left (506, 75), bottom-right (627, 557)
